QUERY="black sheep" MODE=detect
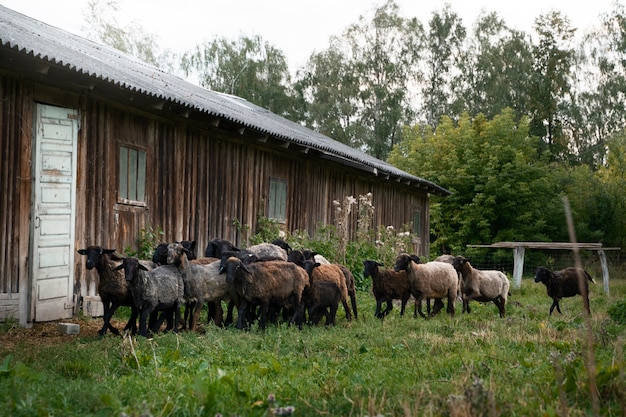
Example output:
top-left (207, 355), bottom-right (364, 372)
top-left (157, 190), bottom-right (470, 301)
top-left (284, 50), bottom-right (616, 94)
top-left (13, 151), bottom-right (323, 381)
top-left (534, 266), bottom-right (595, 315)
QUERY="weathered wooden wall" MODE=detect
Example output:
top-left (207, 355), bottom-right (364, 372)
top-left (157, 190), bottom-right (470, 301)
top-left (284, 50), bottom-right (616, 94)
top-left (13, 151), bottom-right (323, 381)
top-left (1, 70), bottom-right (431, 322)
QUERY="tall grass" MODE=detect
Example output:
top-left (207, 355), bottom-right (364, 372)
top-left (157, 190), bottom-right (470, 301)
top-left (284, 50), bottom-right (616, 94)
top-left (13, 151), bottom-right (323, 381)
top-left (1, 277), bottom-right (625, 416)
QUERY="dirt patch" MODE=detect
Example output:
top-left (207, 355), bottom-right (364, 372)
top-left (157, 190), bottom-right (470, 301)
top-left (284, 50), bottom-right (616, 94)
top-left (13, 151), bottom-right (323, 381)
top-left (0, 317), bottom-right (127, 351)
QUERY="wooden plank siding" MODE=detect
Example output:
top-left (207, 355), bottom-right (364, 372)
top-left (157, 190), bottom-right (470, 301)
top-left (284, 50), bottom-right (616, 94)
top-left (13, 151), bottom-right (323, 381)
top-left (0, 73), bottom-right (432, 324)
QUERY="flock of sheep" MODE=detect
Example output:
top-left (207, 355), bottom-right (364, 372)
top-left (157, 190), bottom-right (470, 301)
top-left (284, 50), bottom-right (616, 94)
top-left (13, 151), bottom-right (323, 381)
top-left (77, 238), bottom-right (595, 338)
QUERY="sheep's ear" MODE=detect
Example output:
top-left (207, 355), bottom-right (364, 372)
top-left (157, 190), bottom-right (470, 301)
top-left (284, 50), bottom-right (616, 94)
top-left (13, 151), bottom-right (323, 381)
top-left (103, 249), bottom-right (116, 255)
top-left (110, 253), bottom-right (123, 261)
top-left (77, 249), bottom-right (87, 255)
top-left (240, 263), bottom-right (251, 274)
top-left (376, 261), bottom-right (383, 266)
top-left (113, 263), bottom-right (124, 271)
top-left (139, 264), bottom-right (149, 271)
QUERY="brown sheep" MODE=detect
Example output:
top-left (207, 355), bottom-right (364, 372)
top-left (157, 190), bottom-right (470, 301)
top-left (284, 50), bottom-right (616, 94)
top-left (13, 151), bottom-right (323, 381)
top-left (534, 266), bottom-right (595, 315)
top-left (223, 257), bottom-right (309, 329)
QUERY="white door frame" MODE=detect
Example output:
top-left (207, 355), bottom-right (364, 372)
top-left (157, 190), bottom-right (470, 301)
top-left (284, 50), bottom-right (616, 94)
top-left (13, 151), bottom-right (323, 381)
top-left (29, 103), bottom-right (78, 323)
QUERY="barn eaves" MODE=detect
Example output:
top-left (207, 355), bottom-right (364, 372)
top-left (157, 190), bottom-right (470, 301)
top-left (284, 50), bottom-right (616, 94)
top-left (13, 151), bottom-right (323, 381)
top-left (0, 4), bottom-right (451, 197)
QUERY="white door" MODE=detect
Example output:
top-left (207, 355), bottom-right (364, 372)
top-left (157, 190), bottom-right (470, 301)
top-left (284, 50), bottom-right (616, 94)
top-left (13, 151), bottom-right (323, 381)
top-left (30, 104), bottom-right (78, 322)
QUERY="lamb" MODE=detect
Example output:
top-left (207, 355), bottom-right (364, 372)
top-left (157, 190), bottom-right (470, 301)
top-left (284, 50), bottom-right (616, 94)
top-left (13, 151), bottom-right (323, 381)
top-left (451, 256), bottom-right (510, 318)
top-left (363, 260), bottom-right (415, 318)
top-left (77, 246), bottom-right (138, 336)
top-left (393, 253), bottom-right (458, 317)
top-left (534, 266), bottom-right (595, 315)
top-left (301, 260), bottom-right (341, 325)
top-left (222, 257), bottom-right (309, 329)
top-left (114, 257), bottom-right (184, 337)
top-left (204, 238), bottom-right (239, 258)
top-left (166, 243), bottom-right (237, 330)
top-left (152, 240), bottom-right (197, 265)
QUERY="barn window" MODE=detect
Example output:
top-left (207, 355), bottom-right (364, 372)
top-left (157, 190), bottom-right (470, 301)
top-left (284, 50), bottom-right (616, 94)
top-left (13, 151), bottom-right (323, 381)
top-left (268, 177), bottom-right (287, 222)
top-left (118, 146), bottom-right (146, 204)
top-left (412, 209), bottom-right (421, 236)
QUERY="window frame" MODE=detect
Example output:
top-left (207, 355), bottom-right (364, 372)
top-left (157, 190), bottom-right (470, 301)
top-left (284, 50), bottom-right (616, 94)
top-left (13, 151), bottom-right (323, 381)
top-left (118, 144), bottom-right (147, 207)
top-left (267, 177), bottom-right (288, 223)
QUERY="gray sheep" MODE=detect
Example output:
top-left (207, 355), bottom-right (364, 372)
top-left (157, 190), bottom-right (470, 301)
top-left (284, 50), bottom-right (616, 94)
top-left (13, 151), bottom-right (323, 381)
top-left (452, 256), bottom-right (510, 318)
top-left (77, 246), bottom-right (138, 336)
top-left (393, 253), bottom-right (458, 317)
top-left (115, 257), bottom-right (184, 338)
top-left (223, 257), bottom-right (309, 329)
top-left (534, 266), bottom-right (594, 315)
top-left (167, 243), bottom-right (237, 330)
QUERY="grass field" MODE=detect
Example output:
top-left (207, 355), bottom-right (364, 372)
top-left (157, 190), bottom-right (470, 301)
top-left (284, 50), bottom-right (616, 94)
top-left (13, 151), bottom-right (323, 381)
top-left (1, 276), bottom-right (625, 416)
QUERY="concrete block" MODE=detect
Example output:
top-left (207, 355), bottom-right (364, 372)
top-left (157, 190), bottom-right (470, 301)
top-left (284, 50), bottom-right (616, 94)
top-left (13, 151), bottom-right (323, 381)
top-left (57, 322), bottom-right (80, 335)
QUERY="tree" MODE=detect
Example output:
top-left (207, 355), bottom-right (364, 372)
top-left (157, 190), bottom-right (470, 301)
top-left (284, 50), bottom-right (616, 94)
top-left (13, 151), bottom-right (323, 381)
top-left (566, 3), bottom-right (626, 168)
top-left (528, 11), bottom-right (576, 161)
top-left (420, 4), bottom-right (466, 128)
top-left (389, 110), bottom-right (562, 253)
top-left (295, 0), bottom-right (424, 159)
top-left (292, 37), bottom-right (366, 147)
top-left (82, 0), bottom-right (176, 72)
top-left (452, 12), bottom-right (534, 120)
top-left (181, 35), bottom-right (294, 117)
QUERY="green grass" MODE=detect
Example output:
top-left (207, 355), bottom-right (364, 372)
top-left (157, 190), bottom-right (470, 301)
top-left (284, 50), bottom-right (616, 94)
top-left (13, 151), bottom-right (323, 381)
top-left (1, 278), bottom-right (625, 416)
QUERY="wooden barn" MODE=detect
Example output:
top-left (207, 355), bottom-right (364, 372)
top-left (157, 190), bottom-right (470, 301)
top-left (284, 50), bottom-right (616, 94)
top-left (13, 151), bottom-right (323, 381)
top-left (0, 5), bottom-right (450, 327)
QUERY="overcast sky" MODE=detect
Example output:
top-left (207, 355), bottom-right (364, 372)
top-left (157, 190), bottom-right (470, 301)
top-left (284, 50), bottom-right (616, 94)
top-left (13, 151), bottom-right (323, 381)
top-left (0, 0), bottom-right (620, 73)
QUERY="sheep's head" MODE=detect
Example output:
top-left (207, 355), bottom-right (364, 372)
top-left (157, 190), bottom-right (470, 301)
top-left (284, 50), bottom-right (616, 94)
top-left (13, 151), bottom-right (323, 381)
top-left (534, 267), bottom-right (551, 284)
top-left (113, 257), bottom-right (147, 281)
top-left (78, 246), bottom-right (116, 270)
top-left (363, 260), bottom-right (382, 278)
top-left (451, 256), bottom-right (469, 271)
top-left (167, 243), bottom-right (189, 265)
top-left (302, 259), bottom-right (320, 280)
top-left (393, 253), bottom-right (414, 273)
top-left (224, 257), bottom-right (250, 284)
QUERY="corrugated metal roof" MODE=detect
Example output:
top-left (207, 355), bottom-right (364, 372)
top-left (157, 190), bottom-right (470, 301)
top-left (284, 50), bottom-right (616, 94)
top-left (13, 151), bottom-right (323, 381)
top-left (0, 4), bottom-right (450, 196)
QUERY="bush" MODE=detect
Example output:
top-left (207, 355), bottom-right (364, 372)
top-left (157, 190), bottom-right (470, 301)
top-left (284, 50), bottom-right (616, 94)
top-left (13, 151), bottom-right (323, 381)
top-left (608, 300), bottom-right (626, 324)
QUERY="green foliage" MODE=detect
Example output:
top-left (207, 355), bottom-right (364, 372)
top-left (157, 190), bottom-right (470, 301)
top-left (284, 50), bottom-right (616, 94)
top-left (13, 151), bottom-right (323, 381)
top-left (608, 300), bottom-right (626, 324)
top-left (181, 34), bottom-right (295, 117)
top-left (390, 110), bottom-right (564, 253)
top-left (123, 224), bottom-right (164, 259)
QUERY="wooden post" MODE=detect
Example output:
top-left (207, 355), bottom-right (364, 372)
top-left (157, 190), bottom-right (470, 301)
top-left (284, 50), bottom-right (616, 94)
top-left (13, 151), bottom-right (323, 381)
top-left (513, 246), bottom-right (525, 288)
top-left (597, 250), bottom-right (610, 295)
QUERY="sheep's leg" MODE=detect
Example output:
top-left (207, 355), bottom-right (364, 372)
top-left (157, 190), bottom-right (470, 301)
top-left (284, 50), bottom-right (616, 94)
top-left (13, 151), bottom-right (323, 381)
top-left (209, 301), bottom-right (224, 327)
top-left (172, 303), bottom-right (180, 333)
top-left (100, 300), bottom-right (120, 336)
top-left (123, 305), bottom-right (139, 335)
top-left (462, 297), bottom-right (471, 314)
top-left (349, 291), bottom-right (358, 320)
top-left (190, 300), bottom-right (205, 331)
top-left (341, 298), bottom-right (353, 321)
top-left (236, 300), bottom-right (249, 330)
top-left (374, 299), bottom-right (383, 318)
top-left (259, 303), bottom-right (270, 330)
top-left (138, 308), bottom-right (152, 338)
top-left (495, 297), bottom-right (505, 318)
top-left (446, 294), bottom-right (455, 317)
top-left (326, 303), bottom-right (339, 326)
top-left (549, 299), bottom-right (560, 315)
top-left (415, 295), bottom-right (427, 318)
top-left (400, 297), bottom-right (409, 316)
top-left (430, 298), bottom-right (444, 317)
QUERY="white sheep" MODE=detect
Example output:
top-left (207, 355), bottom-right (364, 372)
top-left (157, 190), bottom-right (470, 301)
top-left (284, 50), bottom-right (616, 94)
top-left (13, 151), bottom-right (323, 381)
top-left (452, 256), bottom-right (510, 318)
top-left (393, 253), bottom-right (458, 318)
